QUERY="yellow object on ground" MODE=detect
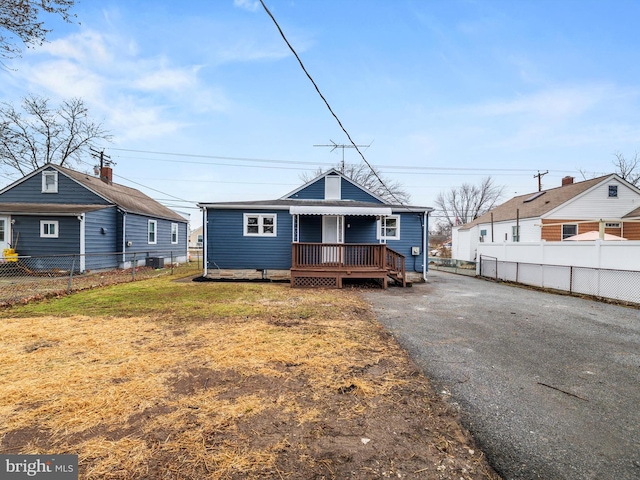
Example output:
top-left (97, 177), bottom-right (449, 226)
top-left (2, 248), bottom-right (18, 262)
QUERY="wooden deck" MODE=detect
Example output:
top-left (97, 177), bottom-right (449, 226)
top-left (291, 243), bottom-right (406, 288)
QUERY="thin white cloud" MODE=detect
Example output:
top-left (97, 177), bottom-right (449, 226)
top-left (12, 28), bottom-right (230, 142)
top-left (234, 0), bottom-right (260, 12)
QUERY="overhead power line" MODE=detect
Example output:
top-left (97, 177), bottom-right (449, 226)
top-left (258, 0), bottom-right (407, 207)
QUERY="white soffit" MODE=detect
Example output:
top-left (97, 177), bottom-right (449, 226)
top-left (289, 206), bottom-right (393, 216)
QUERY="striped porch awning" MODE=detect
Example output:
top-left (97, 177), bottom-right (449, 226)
top-left (289, 206), bottom-right (393, 216)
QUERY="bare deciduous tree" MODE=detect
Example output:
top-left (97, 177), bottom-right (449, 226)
top-left (301, 163), bottom-right (411, 204)
top-left (613, 151), bottom-right (640, 186)
top-left (435, 176), bottom-right (504, 228)
top-left (0, 94), bottom-right (111, 176)
top-left (0, 0), bottom-right (76, 62)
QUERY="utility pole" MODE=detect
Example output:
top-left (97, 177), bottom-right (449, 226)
top-left (313, 139), bottom-right (370, 173)
top-left (90, 147), bottom-right (114, 170)
top-left (533, 170), bottom-right (549, 192)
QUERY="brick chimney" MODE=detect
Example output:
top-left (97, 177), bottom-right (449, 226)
top-left (561, 176), bottom-right (574, 186)
top-left (100, 166), bottom-right (113, 185)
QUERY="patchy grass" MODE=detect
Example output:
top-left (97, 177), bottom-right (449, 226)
top-left (1, 276), bottom-right (500, 479)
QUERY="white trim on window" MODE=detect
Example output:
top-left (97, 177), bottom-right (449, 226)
top-left (40, 220), bottom-right (59, 238)
top-left (171, 223), bottom-right (179, 244)
top-left (244, 213), bottom-right (277, 237)
top-left (608, 185), bottom-right (618, 198)
top-left (377, 215), bottom-right (400, 241)
top-left (605, 222), bottom-right (621, 228)
top-left (148, 220), bottom-right (157, 244)
top-left (42, 171), bottom-right (58, 193)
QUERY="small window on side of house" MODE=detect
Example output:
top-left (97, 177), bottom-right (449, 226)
top-left (562, 224), bottom-right (577, 240)
top-left (605, 222), bottom-right (621, 228)
top-left (148, 220), bottom-right (157, 244)
top-left (171, 223), bottom-right (179, 244)
top-left (42, 171), bottom-right (58, 193)
top-left (244, 214), bottom-right (277, 237)
top-left (377, 216), bottom-right (400, 241)
top-left (512, 225), bottom-right (520, 242)
top-left (608, 185), bottom-right (618, 198)
top-left (40, 220), bottom-right (59, 238)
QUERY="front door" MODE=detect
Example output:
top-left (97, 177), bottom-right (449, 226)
top-left (322, 216), bottom-right (344, 263)
top-left (0, 216), bottom-right (10, 252)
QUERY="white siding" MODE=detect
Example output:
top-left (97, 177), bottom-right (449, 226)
top-left (478, 241), bottom-right (640, 271)
top-left (547, 179), bottom-right (640, 219)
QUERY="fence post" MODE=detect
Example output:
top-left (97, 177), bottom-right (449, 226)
top-left (569, 266), bottom-right (573, 293)
top-left (67, 255), bottom-right (76, 293)
top-left (132, 253), bottom-right (137, 281)
top-left (494, 257), bottom-right (498, 281)
top-left (171, 251), bottom-right (174, 275)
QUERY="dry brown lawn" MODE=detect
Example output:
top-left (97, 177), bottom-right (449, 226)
top-left (0, 274), bottom-right (500, 479)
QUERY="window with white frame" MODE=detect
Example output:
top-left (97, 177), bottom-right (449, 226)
top-left (605, 222), bottom-right (621, 228)
top-left (40, 220), bottom-right (59, 238)
top-left (244, 214), bottom-right (277, 236)
top-left (148, 220), bottom-right (157, 244)
top-left (0, 218), bottom-right (5, 242)
top-left (377, 216), bottom-right (400, 241)
top-left (512, 225), bottom-right (520, 242)
top-left (562, 224), bottom-right (577, 240)
top-left (608, 185), bottom-right (618, 198)
top-left (171, 223), bottom-right (179, 244)
top-left (42, 171), bottom-right (58, 193)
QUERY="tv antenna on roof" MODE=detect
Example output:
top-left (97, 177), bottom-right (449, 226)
top-left (313, 139), bottom-right (371, 173)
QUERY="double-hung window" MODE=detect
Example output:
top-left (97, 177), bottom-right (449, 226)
top-left (148, 220), bottom-right (157, 244)
top-left (42, 171), bottom-right (58, 193)
top-left (171, 223), bottom-right (179, 244)
top-left (40, 220), bottom-right (59, 238)
top-left (244, 214), bottom-right (277, 236)
top-left (512, 225), bottom-right (520, 242)
top-left (377, 216), bottom-right (400, 241)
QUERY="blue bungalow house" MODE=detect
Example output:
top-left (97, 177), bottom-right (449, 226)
top-left (198, 169), bottom-right (433, 288)
top-left (0, 164), bottom-right (189, 271)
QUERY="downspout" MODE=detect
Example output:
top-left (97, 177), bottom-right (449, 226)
top-left (122, 211), bottom-right (127, 263)
top-left (79, 213), bottom-right (85, 272)
top-left (423, 211), bottom-right (428, 282)
top-left (203, 206), bottom-right (208, 277)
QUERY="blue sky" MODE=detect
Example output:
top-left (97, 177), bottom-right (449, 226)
top-left (2, 0), bottom-right (640, 228)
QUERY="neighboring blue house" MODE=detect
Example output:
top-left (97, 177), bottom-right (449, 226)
top-left (198, 169), bottom-right (433, 287)
top-left (0, 164), bottom-right (188, 271)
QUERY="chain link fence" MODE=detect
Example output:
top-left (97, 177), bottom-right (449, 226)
top-left (479, 255), bottom-right (640, 306)
top-left (428, 257), bottom-right (477, 276)
top-left (0, 250), bottom-right (199, 306)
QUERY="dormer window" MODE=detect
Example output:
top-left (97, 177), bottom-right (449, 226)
top-left (42, 171), bottom-right (58, 193)
top-left (608, 185), bottom-right (618, 198)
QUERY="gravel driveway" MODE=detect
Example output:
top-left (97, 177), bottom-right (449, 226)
top-left (363, 270), bottom-right (640, 480)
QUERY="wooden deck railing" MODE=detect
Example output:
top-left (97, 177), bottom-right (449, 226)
top-left (292, 243), bottom-right (385, 269)
top-left (291, 243), bottom-right (407, 287)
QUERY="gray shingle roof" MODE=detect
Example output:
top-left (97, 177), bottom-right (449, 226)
top-left (56, 165), bottom-right (186, 222)
top-left (0, 203), bottom-right (109, 215)
top-left (458, 175), bottom-right (611, 230)
top-left (198, 198), bottom-right (431, 212)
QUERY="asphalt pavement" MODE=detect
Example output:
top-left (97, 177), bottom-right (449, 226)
top-left (363, 270), bottom-right (640, 480)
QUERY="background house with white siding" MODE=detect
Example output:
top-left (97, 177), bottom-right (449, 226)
top-left (452, 174), bottom-right (640, 268)
top-left (198, 169), bottom-right (433, 287)
top-left (0, 164), bottom-right (188, 271)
